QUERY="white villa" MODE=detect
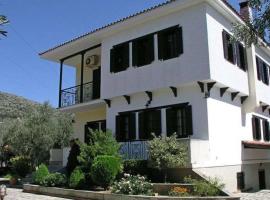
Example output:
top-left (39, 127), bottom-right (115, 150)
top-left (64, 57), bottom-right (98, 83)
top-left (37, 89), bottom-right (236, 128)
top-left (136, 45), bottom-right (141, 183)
top-left (40, 0), bottom-right (270, 193)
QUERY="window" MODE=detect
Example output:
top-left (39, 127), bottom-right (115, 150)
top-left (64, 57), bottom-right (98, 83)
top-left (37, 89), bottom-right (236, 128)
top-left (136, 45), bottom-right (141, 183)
top-left (263, 119), bottom-right (270, 142)
top-left (222, 30), bottom-right (248, 71)
top-left (166, 105), bottom-right (193, 138)
top-left (252, 116), bottom-right (261, 140)
top-left (139, 109), bottom-right (161, 139)
top-left (158, 26), bottom-right (183, 60)
top-left (236, 42), bottom-right (247, 71)
top-left (132, 34), bottom-right (154, 67)
top-left (222, 30), bottom-right (235, 64)
top-left (256, 56), bottom-right (269, 85)
top-left (110, 42), bottom-right (129, 73)
top-left (115, 113), bottom-right (136, 142)
top-left (237, 172), bottom-right (245, 190)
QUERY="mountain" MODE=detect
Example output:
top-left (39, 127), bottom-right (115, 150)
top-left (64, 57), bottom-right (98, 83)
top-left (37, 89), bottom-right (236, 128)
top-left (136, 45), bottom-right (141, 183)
top-left (0, 92), bottom-right (38, 121)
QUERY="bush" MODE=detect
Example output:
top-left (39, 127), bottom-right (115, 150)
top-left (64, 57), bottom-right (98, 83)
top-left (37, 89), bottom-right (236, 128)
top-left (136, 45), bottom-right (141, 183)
top-left (91, 155), bottom-right (122, 189)
top-left (41, 172), bottom-right (67, 187)
top-left (78, 130), bottom-right (120, 172)
top-left (112, 174), bottom-right (153, 195)
top-left (10, 156), bottom-right (31, 178)
top-left (169, 186), bottom-right (190, 197)
top-left (184, 176), bottom-right (225, 197)
top-left (66, 139), bottom-right (80, 176)
top-left (69, 167), bottom-right (85, 189)
top-left (123, 160), bottom-right (148, 175)
top-left (33, 164), bottom-right (50, 185)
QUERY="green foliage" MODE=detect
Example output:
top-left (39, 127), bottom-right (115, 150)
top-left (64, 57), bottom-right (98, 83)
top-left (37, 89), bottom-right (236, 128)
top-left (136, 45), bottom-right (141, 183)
top-left (33, 164), bottom-right (50, 185)
top-left (91, 155), bottom-right (122, 189)
top-left (0, 15), bottom-right (8, 37)
top-left (112, 174), bottom-right (153, 195)
top-left (10, 156), bottom-right (31, 178)
top-left (66, 139), bottom-right (80, 176)
top-left (184, 176), bottom-right (225, 197)
top-left (123, 160), bottom-right (148, 175)
top-left (232, 0), bottom-right (270, 47)
top-left (41, 172), bottom-right (67, 187)
top-left (78, 130), bottom-right (120, 171)
top-left (148, 134), bottom-right (188, 170)
top-left (2, 102), bottom-right (73, 167)
top-left (69, 167), bottom-right (85, 189)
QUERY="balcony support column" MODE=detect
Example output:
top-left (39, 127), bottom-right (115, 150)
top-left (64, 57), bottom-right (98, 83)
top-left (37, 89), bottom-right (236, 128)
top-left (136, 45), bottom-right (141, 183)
top-left (80, 53), bottom-right (85, 103)
top-left (58, 60), bottom-right (63, 108)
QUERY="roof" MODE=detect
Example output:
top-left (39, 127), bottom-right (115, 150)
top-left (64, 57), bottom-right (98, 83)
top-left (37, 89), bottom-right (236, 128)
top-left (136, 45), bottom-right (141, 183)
top-left (242, 140), bottom-right (270, 149)
top-left (39, 0), bottom-right (243, 57)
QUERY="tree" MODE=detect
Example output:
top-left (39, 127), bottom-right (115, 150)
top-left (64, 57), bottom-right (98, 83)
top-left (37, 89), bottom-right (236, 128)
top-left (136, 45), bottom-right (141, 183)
top-left (0, 15), bottom-right (8, 37)
top-left (148, 134), bottom-right (188, 182)
top-left (232, 0), bottom-right (270, 47)
top-left (1, 102), bottom-right (73, 167)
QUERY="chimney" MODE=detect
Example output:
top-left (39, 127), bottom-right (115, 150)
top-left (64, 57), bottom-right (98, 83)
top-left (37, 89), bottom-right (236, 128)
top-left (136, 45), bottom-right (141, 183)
top-left (239, 0), bottom-right (252, 22)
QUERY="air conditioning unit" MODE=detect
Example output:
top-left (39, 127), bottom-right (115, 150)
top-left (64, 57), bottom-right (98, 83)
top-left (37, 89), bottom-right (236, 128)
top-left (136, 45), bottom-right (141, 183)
top-left (85, 55), bottom-right (99, 68)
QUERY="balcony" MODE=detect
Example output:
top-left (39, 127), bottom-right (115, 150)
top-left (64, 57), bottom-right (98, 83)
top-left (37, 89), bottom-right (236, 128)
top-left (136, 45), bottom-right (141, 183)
top-left (60, 82), bottom-right (100, 108)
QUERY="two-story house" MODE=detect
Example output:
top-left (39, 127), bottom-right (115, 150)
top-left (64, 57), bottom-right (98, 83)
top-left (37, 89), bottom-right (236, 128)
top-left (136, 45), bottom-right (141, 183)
top-left (40, 0), bottom-right (270, 193)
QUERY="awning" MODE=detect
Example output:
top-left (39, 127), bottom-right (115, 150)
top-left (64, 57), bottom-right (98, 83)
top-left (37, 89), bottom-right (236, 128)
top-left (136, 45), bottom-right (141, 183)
top-left (242, 140), bottom-right (270, 149)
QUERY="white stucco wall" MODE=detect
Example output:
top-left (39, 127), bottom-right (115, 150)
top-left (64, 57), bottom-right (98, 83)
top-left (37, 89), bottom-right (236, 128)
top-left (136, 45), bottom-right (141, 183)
top-left (100, 4), bottom-right (210, 99)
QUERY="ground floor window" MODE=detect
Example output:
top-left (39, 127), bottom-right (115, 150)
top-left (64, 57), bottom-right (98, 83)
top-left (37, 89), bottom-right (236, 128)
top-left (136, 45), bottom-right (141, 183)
top-left (258, 169), bottom-right (266, 190)
top-left (84, 120), bottom-right (106, 144)
top-left (115, 103), bottom-right (193, 141)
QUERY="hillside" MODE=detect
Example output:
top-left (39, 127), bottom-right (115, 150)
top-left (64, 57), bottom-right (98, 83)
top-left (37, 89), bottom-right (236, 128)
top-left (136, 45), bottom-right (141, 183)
top-left (0, 92), bottom-right (38, 121)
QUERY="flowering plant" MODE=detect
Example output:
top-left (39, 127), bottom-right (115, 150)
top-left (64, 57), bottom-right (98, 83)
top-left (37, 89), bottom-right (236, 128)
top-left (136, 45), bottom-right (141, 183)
top-left (169, 186), bottom-right (190, 197)
top-left (112, 174), bottom-right (153, 195)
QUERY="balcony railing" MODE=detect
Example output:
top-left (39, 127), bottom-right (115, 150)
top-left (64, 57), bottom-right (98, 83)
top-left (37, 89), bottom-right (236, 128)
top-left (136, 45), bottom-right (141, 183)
top-left (60, 82), bottom-right (97, 107)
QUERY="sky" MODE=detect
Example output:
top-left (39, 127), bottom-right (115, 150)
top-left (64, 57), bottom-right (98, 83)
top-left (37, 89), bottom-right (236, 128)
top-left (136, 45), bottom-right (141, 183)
top-left (0, 0), bottom-right (239, 107)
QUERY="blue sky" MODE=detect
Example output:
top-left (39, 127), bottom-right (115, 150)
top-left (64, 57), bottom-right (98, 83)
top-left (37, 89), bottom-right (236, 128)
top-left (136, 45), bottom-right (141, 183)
top-left (0, 0), bottom-right (238, 107)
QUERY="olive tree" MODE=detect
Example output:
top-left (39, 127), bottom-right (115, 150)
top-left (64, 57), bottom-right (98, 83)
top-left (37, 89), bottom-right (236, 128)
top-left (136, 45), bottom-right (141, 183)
top-left (0, 15), bottom-right (8, 37)
top-left (1, 102), bottom-right (73, 167)
top-left (148, 134), bottom-right (188, 182)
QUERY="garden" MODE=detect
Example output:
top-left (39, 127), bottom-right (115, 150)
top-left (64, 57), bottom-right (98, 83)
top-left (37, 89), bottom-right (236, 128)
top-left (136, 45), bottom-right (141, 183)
top-left (0, 103), bottom-right (238, 199)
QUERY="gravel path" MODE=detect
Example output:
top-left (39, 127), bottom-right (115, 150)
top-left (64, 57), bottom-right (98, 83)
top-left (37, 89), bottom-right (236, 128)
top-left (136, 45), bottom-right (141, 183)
top-left (239, 190), bottom-right (270, 200)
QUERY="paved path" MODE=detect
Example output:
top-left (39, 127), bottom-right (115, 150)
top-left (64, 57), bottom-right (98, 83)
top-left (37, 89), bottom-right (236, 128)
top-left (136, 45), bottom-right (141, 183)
top-left (4, 188), bottom-right (70, 200)
top-left (240, 190), bottom-right (270, 200)
top-left (3, 188), bottom-right (270, 200)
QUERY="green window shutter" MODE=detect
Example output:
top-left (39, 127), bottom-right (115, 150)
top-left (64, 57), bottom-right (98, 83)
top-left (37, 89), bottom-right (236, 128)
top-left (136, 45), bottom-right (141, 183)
top-left (129, 112), bottom-right (136, 140)
top-left (132, 41), bottom-right (138, 67)
top-left (158, 32), bottom-right (165, 60)
top-left (139, 112), bottom-right (146, 140)
top-left (263, 120), bottom-right (270, 141)
top-left (115, 115), bottom-right (121, 142)
top-left (110, 48), bottom-right (115, 73)
top-left (176, 26), bottom-right (183, 56)
top-left (122, 42), bottom-right (130, 70)
top-left (153, 110), bottom-right (162, 137)
top-left (166, 108), bottom-right (177, 137)
top-left (222, 30), bottom-right (229, 60)
top-left (185, 105), bottom-right (193, 136)
top-left (148, 35), bottom-right (155, 64)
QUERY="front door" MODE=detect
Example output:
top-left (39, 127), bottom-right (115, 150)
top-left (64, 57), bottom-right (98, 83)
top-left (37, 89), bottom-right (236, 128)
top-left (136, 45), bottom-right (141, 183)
top-left (92, 68), bottom-right (101, 99)
top-left (84, 120), bottom-right (106, 144)
top-left (258, 170), bottom-right (266, 190)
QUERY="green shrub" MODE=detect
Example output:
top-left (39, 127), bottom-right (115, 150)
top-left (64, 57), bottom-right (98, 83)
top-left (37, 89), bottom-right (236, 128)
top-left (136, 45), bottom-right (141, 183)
top-left (10, 156), bottom-right (31, 178)
top-left (123, 160), bottom-right (148, 175)
top-left (69, 167), bottom-right (85, 189)
top-left (41, 172), bottom-right (67, 187)
top-left (33, 164), bottom-right (50, 185)
top-left (112, 174), bottom-right (153, 195)
top-left (184, 176), bottom-right (225, 197)
top-left (91, 155), bottom-right (122, 189)
top-left (78, 130), bottom-right (120, 172)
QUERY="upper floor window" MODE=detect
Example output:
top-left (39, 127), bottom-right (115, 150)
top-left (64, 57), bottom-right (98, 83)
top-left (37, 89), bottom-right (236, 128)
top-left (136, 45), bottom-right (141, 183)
top-left (158, 26), bottom-right (183, 60)
top-left (252, 116), bottom-right (261, 140)
top-left (110, 42), bottom-right (129, 73)
top-left (166, 105), bottom-right (193, 138)
top-left (256, 56), bottom-right (269, 85)
top-left (115, 113), bottom-right (136, 142)
top-left (222, 30), bottom-right (247, 71)
top-left (132, 34), bottom-right (154, 67)
top-left (252, 115), bottom-right (270, 142)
